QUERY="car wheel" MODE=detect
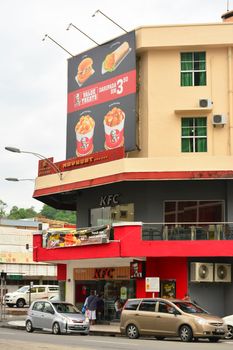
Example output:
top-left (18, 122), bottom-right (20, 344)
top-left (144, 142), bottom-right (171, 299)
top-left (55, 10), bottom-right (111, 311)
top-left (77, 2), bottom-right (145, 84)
top-left (179, 325), bottom-right (193, 342)
top-left (209, 337), bottom-right (220, 342)
top-left (52, 322), bottom-right (61, 335)
top-left (26, 320), bottom-right (34, 333)
top-left (126, 324), bottom-right (139, 339)
top-left (16, 299), bottom-right (25, 308)
top-left (225, 325), bottom-right (233, 339)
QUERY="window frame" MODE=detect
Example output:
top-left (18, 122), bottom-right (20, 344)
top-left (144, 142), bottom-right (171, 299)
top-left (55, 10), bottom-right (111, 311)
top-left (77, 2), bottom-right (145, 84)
top-left (180, 51), bottom-right (206, 87)
top-left (181, 117), bottom-right (207, 153)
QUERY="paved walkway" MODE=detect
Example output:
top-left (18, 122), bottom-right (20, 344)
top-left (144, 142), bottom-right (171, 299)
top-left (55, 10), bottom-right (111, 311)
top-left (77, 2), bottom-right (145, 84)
top-left (0, 317), bottom-right (121, 335)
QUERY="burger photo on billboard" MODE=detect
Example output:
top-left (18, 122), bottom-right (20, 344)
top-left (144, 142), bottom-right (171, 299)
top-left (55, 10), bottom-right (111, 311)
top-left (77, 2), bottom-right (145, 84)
top-left (76, 57), bottom-right (95, 86)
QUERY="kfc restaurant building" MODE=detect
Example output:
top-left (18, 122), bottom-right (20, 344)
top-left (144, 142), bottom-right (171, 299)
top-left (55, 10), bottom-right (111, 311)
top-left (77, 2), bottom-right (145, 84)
top-left (33, 14), bottom-right (233, 318)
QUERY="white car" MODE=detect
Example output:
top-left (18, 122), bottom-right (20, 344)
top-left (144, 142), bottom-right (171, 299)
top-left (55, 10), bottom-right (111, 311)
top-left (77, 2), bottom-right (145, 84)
top-left (223, 315), bottom-right (233, 339)
top-left (5, 285), bottom-right (59, 308)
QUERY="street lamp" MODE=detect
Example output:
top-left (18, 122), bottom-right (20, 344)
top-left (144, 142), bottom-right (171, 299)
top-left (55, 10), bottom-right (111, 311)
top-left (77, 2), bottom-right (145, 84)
top-left (5, 146), bottom-right (63, 180)
top-left (92, 9), bottom-right (128, 33)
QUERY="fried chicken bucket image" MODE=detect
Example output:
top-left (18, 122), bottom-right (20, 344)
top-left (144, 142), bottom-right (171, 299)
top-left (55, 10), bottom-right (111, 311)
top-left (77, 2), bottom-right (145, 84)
top-left (75, 115), bottom-right (95, 156)
top-left (75, 57), bottom-right (95, 86)
top-left (103, 107), bottom-right (125, 149)
top-left (103, 41), bottom-right (130, 73)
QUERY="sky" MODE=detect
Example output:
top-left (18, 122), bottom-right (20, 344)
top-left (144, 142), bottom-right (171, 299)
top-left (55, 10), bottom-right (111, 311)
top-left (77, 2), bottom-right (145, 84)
top-left (0, 0), bottom-right (230, 214)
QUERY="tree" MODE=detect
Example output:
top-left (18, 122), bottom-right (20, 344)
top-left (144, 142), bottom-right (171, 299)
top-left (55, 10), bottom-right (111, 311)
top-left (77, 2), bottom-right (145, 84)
top-left (8, 206), bottom-right (38, 220)
top-left (40, 204), bottom-right (76, 224)
top-left (0, 199), bottom-right (7, 218)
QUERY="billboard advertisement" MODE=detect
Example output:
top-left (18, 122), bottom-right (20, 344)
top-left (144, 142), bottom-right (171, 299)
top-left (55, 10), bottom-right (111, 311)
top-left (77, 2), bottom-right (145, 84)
top-left (66, 31), bottom-right (136, 159)
top-left (43, 225), bottom-right (111, 248)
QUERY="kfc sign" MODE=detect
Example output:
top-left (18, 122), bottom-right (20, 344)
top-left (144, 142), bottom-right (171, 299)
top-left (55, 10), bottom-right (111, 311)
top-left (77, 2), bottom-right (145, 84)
top-left (99, 194), bottom-right (120, 206)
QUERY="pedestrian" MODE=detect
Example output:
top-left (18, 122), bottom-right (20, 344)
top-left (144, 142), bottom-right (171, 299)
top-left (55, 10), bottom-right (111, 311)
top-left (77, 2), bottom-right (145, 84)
top-left (114, 296), bottom-right (122, 319)
top-left (96, 293), bottom-right (104, 322)
top-left (86, 290), bottom-right (98, 325)
top-left (183, 293), bottom-right (191, 301)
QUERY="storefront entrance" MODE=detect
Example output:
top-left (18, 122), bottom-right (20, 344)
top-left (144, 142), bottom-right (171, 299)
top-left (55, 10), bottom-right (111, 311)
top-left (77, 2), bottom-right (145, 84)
top-left (74, 267), bottom-right (135, 321)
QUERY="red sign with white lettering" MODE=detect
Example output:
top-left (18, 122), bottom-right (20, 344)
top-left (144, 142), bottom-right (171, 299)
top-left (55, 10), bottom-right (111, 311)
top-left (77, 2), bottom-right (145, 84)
top-left (38, 147), bottom-right (124, 177)
top-left (67, 70), bottom-right (136, 113)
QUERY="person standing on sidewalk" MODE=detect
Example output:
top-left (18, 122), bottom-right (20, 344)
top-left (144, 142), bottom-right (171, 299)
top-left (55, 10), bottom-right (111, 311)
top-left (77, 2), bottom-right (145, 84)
top-left (86, 290), bottom-right (98, 325)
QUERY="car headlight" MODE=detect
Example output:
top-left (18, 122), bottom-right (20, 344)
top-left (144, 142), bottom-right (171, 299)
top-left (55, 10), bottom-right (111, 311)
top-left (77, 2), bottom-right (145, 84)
top-left (197, 318), bottom-right (208, 325)
top-left (61, 316), bottom-right (68, 322)
top-left (85, 317), bottom-right (90, 323)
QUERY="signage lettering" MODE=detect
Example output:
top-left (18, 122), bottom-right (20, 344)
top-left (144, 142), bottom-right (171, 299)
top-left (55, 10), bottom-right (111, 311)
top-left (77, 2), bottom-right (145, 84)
top-left (100, 194), bottom-right (119, 207)
top-left (94, 268), bottom-right (115, 279)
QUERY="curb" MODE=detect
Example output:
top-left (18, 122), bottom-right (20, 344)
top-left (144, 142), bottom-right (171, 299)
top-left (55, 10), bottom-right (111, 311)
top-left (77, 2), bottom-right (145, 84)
top-left (1, 323), bottom-right (25, 331)
top-left (0, 322), bottom-right (121, 336)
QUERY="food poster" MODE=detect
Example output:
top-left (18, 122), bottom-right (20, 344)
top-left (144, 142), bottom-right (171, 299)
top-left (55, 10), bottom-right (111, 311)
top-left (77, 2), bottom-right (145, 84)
top-left (66, 31), bottom-right (136, 159)
top-left (44, 225), bottom-right (111, 248)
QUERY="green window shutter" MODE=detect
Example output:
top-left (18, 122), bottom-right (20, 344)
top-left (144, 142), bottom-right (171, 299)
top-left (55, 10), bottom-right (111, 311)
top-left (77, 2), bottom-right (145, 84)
top-left (181, 72), bottom-right (192, 86)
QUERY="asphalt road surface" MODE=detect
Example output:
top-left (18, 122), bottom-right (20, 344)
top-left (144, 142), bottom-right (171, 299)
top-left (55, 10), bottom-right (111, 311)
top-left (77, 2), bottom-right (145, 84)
top-left (0, 328), bottom-right (232, 350)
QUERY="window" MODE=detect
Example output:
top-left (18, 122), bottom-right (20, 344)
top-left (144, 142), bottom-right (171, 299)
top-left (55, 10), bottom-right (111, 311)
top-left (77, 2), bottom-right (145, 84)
top-left (32, 301), bottom-right (44, 311)
top-left (158, 301), bottom-right (176, 314)
top-left (38, 287), bottom-right (45, 293)
top-left (181, 52), bottom-right (206, 86)
top-left (43, 302), bottom-right (54, 314)
top-left (124, 299), bottom-right (141, 310)
top-left (181, 117), bottom-right (207, 152)
top-left (164, 200), bottom-right (224, 223)
top-left (48, 286), bottom-right (59, 292)
top-left (139, 300), bottom-right (156, 312)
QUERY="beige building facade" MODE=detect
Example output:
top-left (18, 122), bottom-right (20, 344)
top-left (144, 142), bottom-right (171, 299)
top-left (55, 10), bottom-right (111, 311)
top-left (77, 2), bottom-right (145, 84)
top-left (33, 13), bottom-right (233, 318)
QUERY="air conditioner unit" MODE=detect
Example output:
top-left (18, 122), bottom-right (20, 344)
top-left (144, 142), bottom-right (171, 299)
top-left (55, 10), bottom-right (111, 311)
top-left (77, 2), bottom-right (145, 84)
top-left (214, 264), bottom-right (231, 282)
top-left (199, 99), bottom-right (212, 108)
top-left (212, 115), bottom-right (227, 125)
top-left (190, 262), bottom-right (214, 282)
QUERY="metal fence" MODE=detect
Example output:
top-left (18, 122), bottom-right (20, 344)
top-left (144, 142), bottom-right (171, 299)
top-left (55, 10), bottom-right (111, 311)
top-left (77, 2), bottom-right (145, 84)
top-left (142, 222), bottom-right (233, 241)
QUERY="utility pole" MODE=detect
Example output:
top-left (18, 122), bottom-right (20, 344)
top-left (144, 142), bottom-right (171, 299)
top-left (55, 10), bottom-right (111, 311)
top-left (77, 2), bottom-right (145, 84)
top-left (0, 272), bottom-right (7, 321)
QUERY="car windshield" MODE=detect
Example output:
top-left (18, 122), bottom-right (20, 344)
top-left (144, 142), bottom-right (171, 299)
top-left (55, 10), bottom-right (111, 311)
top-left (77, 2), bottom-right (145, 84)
top-left (16, 286), bottom-right (29, 293)
top-left (173, 302), bottom-right (208, 314)
top-left (53, 303), bottom-right (80, 314)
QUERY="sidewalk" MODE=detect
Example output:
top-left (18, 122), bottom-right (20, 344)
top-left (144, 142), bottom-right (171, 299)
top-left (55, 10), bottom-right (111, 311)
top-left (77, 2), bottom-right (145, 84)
top-left (0, 316), bottom-right (121, 336)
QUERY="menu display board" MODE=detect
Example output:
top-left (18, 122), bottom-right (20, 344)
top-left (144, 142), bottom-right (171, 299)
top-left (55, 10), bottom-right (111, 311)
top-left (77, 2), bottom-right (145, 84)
top-left (66, 31), bottom-right (136, 159)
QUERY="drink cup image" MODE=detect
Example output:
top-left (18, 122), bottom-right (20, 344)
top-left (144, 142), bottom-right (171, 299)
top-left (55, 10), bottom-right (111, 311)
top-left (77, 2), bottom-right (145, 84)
top-left (103, 107), bottom-right (125, 150)
top-left (75, 115), bottom-right (95, 156)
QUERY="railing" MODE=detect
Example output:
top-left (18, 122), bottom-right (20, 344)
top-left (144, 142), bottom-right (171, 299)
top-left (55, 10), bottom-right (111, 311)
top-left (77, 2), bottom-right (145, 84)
top-left (142, 222), bottom-right (233, 241)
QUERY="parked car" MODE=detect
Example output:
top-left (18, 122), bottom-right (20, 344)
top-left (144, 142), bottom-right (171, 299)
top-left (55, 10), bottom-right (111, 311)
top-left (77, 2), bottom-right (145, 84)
top-left (222, 314), bottom-right (233, 339)
top-left (25, 300), bottom-right (89, 335)
top-left (120, 298), bottom-right (227, 342)
top-left (48, 295), bottom-right (60, 301)
top-left (5, 285), bottom-right (59, 308)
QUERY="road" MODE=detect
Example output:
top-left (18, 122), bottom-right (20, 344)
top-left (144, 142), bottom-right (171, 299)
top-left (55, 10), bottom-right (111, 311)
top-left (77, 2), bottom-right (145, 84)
top-left (0, 328), bottom-right (232, 350)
